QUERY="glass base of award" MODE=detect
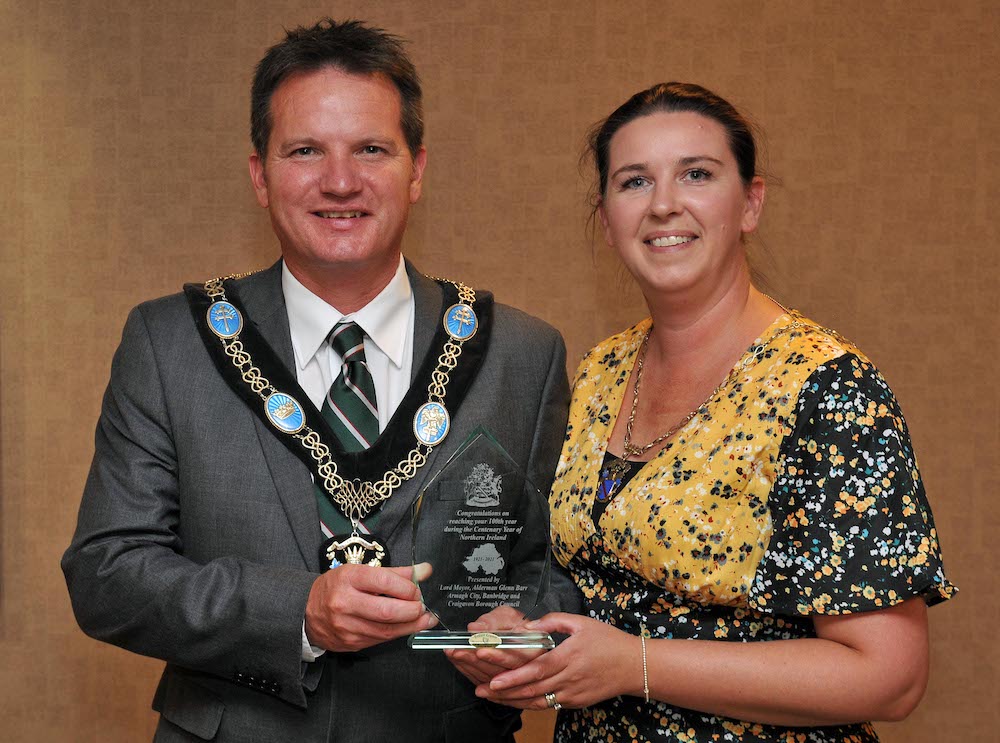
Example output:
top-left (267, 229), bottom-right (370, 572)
top-left (410, 630), bottom-right (554, 650)
top-left (409, 428), bottom-right (555, 651)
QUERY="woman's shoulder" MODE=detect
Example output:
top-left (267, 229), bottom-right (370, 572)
top-left (758, 311), bottom-right (906, 420)
top-left (573, 318), bottom-right (651, 379)
top-left (771, 311), bottom-right (870, 366)
top-left (760, 311), bottom-right (891, 390)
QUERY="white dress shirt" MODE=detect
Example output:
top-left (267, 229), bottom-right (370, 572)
top-left (281, 255), bottom-right (416, 661)
top-left (282, 256), bottom-right (415, 426)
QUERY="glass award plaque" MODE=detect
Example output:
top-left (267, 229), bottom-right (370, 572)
top-left (409, 428), bottom-right (555, 650)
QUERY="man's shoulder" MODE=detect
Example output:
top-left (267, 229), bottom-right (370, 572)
top-left (418, 266), bottom-right (563, 350)
top-left (127, 288), bottom-right (193, 330)
top-left (482, 297), bottom-right (564, 359)
top-left (490, 299), bottom-right (560, 339)
top-left (128, 263), bottom-right (281, 327)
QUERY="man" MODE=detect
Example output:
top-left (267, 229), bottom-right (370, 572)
top-left (63, 19), bottom-right (576, 743)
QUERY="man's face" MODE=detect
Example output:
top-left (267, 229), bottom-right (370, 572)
top-left (249, 67), bottom-right (426, 291)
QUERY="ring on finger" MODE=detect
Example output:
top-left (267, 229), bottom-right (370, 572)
top-left (545, 691), bottom-right (562, 711)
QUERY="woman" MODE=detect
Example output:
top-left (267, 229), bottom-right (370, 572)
top-left (476, 83), bottom-right (955, 742)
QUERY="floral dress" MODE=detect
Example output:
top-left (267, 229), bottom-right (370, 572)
top-left (549, 312), bottom-right (955, 743)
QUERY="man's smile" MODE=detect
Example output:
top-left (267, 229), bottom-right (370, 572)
top-left (314, 210), bottom-right (367, 218)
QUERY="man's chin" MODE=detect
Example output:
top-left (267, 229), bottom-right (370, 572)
top-left (283, 250), bottom-right (403, 310)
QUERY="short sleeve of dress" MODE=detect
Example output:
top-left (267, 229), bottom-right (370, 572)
top-left (748, 352), bottom-right (956, 616)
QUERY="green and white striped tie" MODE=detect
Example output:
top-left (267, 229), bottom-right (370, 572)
top-left (323, 321), bottom-right (379, 450)
top-left (316, 321), bottom-right (379, 536)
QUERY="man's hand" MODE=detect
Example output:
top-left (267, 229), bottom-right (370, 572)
top-left (446, 605), bottom-right (545, 686)
top-left (305, 562), bottom-right (438, 652)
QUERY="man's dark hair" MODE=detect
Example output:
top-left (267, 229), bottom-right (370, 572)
top-left (251, 18), bottom-right (423, 157)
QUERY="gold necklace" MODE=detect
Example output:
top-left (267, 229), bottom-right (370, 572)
top-left (621, 332), bottom-right (728, 458)
top-left (621, 296), bottom-right (799, 460)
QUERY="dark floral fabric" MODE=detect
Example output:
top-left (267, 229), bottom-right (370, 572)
top-left (549, 313), bottom-right (954, 743)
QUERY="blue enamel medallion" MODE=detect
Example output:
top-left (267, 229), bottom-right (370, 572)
top-left (443, 304), bottom-right (478, 341)
top-left (265, 392), bottom-right (305, 434)
top-left (413, 402), bottom-right (450, 446)
top-left (207, 301), bottom-right (243, 338)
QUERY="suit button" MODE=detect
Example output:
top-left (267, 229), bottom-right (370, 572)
top-left (235, 672), bottom-right (246, 683)
top-left (269, 682), bottom-right (281, 694)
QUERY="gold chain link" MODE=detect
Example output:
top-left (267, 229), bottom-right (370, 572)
top-left (204, 273), bottom-right (476, 523)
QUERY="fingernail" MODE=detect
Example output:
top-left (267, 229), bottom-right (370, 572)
top-left (412, 562), bottom-right (432, 582)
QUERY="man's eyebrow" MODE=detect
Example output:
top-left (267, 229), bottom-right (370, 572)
top-left (275, 136), bottom-right (321, 149)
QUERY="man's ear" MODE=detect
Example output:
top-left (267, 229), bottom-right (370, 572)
top-left (249, 151), bottom-right (269, 208)
top-left (409, 146), bottom-right (428, 204)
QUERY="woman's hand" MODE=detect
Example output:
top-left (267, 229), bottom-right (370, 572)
top-left (445, 605), bottom-right (544, 686)
top-left (475, 613), bottom-right (640, 710)
top-left (473, 598), bottom-right (929, 724)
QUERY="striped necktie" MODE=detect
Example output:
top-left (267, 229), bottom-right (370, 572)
top-left (316, 321), bottom-right (379, 537)
top-left (322, 321), bottom-right (379, 451)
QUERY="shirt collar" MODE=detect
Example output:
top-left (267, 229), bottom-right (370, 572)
top-left (282, 257), bottom-right (412, 372)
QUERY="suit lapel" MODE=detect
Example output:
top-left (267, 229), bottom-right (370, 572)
top-left (228, 260), bottom-right (452, 568)
top-left (377, 263), bottom-right (449, 546)
top-left (235, 262), bottom-right (322, 570)
top-left (407, 262), bottom-right (442, 385)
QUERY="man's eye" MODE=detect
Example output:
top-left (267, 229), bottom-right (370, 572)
top-left (361, 145), bottom-right (385, 155)
top-left (293, 147), bottom-right (316, 156)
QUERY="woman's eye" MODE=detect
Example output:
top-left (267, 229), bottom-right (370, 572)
top-left (684, 168), bottom-right (711, 182)
top-left (621, 176), bottom-right (649, 190)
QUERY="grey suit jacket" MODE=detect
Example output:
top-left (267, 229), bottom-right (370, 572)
top-left (62, 261), bottom-right (578, 742)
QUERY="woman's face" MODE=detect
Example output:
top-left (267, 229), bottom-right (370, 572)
top-left (599, 111), bottom-right (764, 298)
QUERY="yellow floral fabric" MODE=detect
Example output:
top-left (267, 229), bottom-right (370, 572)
top-left (550, 312), bottom-right (954, 743)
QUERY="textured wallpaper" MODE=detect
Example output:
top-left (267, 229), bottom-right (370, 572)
top-left (2, 1), bottom-right (996, 740)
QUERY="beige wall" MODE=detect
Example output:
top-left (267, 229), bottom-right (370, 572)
top-left (2, 1), bottom-right (996, 740)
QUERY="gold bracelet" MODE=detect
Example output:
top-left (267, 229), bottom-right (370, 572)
top-left (640, 623), bottom-right (649, 703)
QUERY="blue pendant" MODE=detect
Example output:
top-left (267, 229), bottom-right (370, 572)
top-left (443, 303), bottom-right (478, 341)
top-left (265, 392), bottom-right (305, 434)
top-left (413, 402), bottom-right (450, 446)
top-left (596, 473), bottom-right (621, 502)
top-left (207, 301), bottom-right (243, 338)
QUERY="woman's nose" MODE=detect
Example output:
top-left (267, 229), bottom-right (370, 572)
top-left (649, 180), bottom-right (680, 218)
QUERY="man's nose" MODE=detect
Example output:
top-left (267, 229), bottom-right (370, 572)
top-left (319, 153), bottom-right (363, 197)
